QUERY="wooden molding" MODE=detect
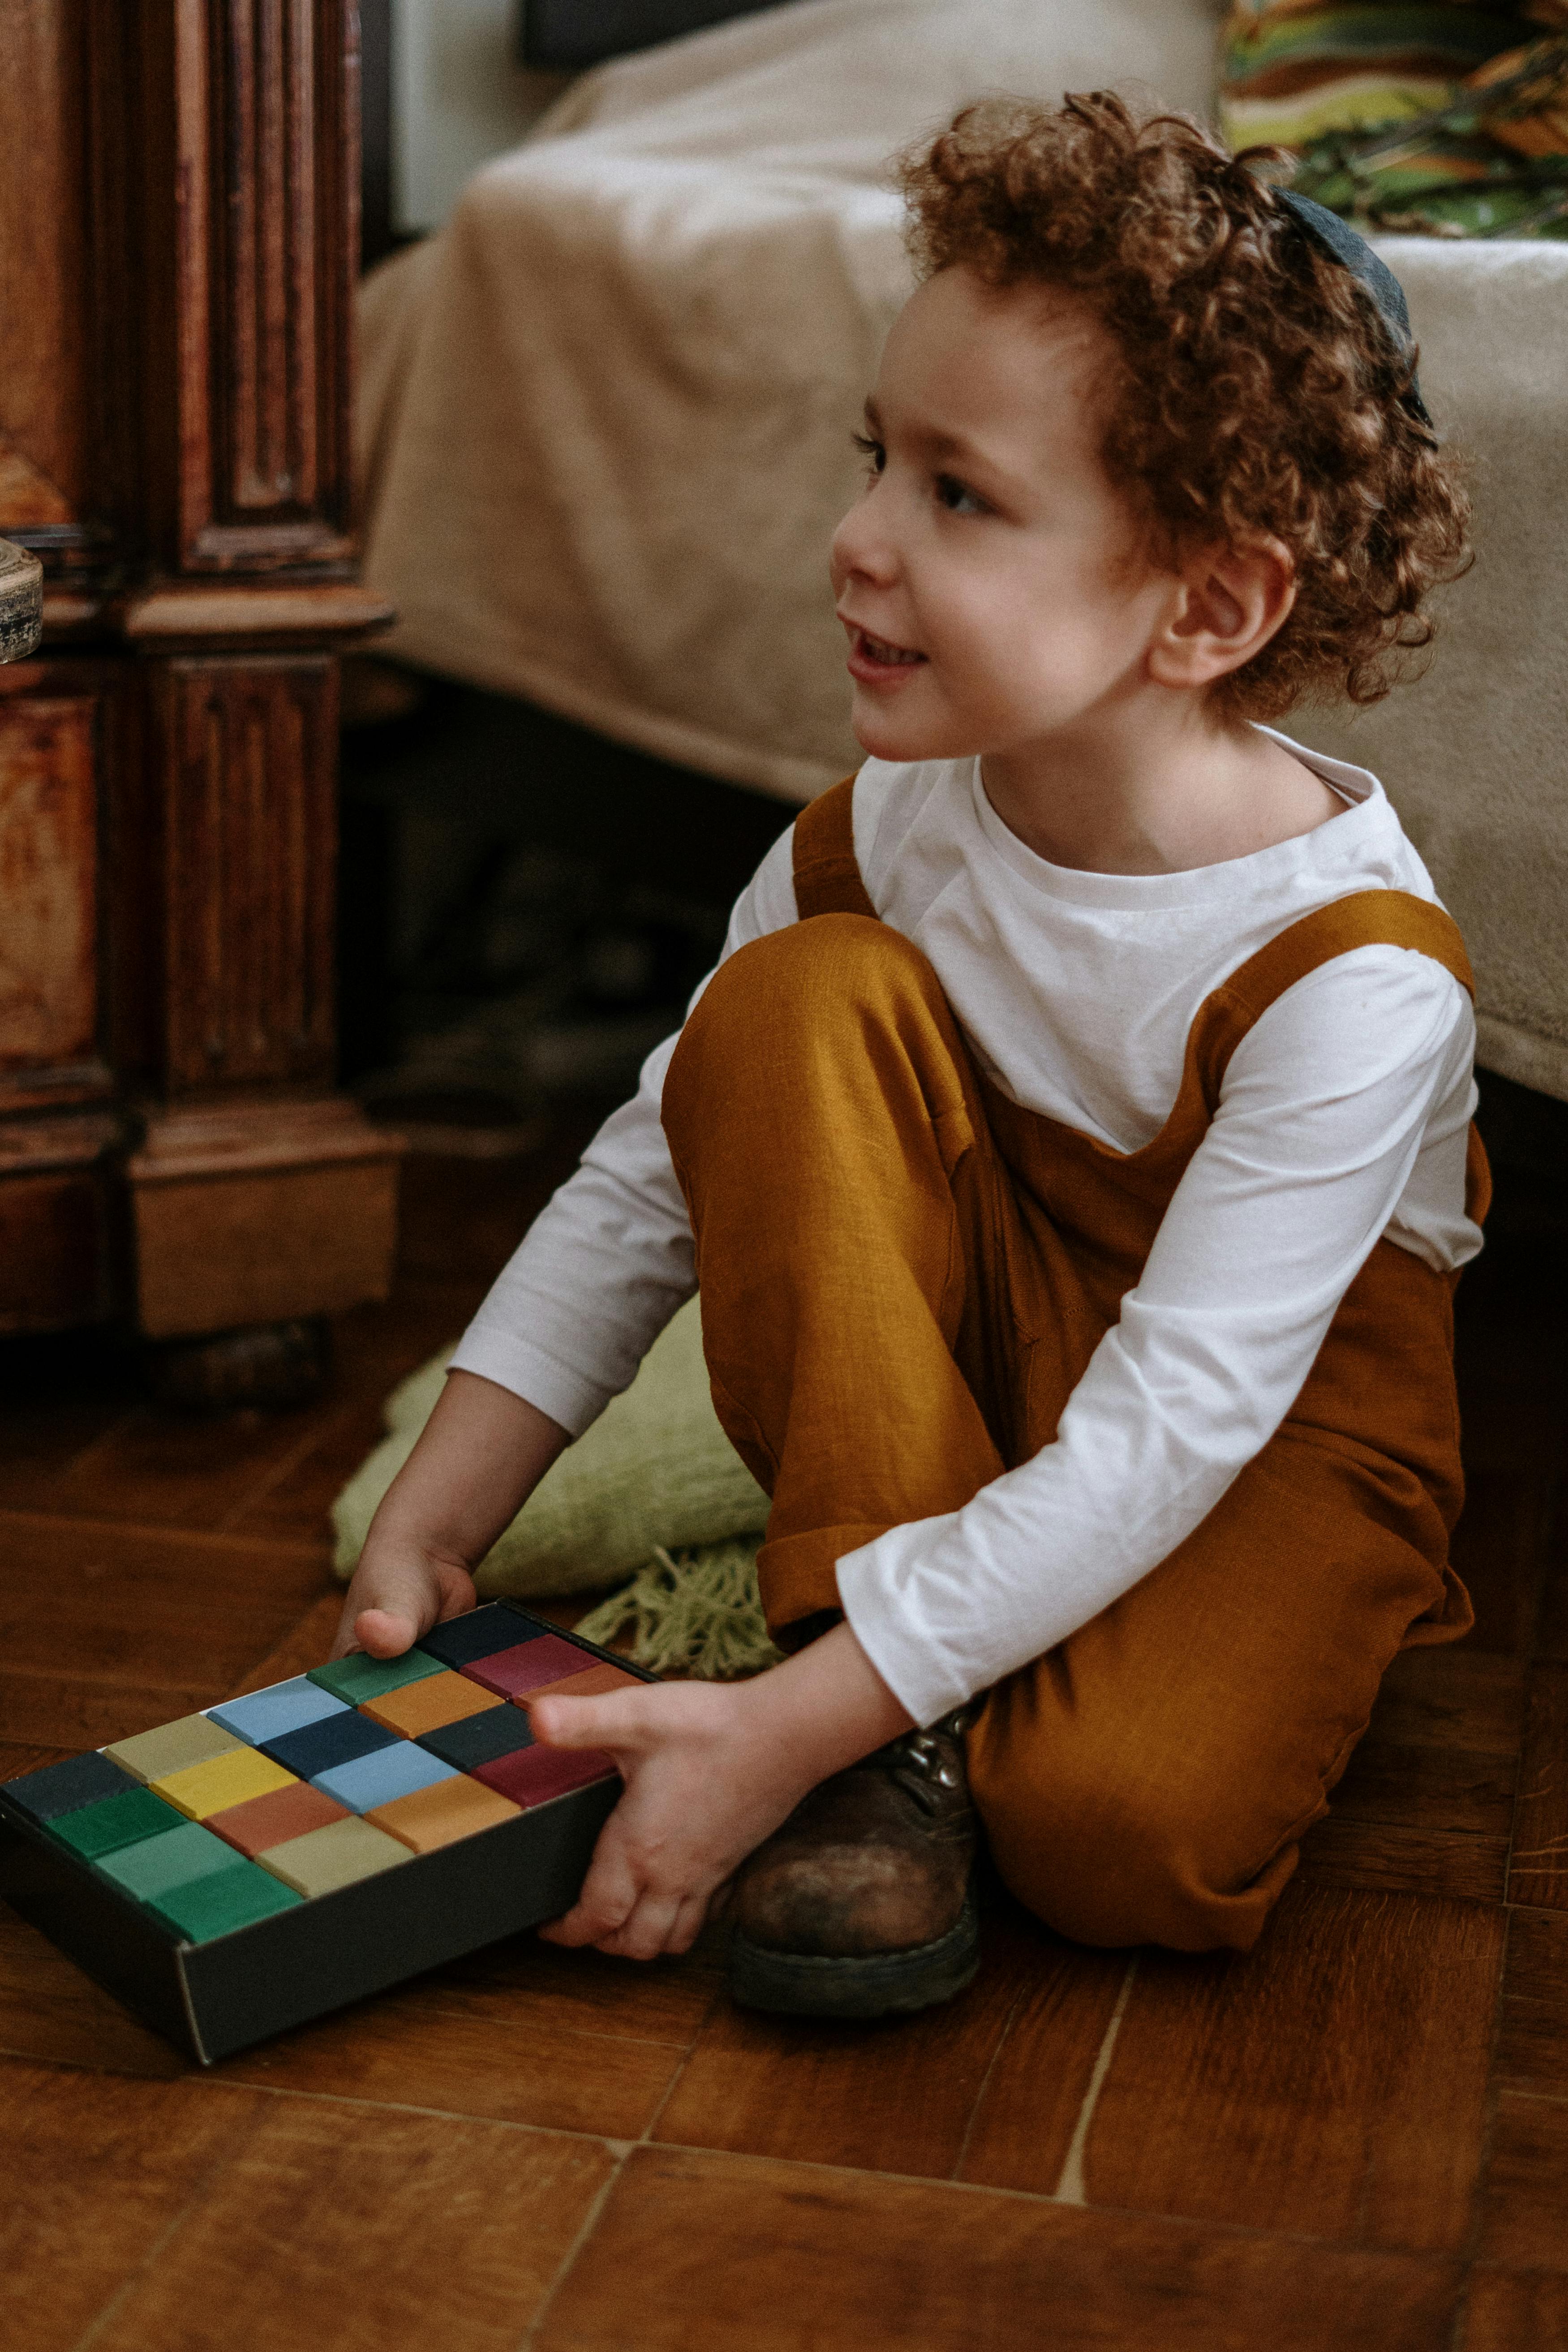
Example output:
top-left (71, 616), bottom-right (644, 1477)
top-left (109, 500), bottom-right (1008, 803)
top-left (129, 1093), bottom-right (403, 1338)
top-left (0, 688), bottom-right (100, 1072)
top-left (119, 582), bottom-right (394, 647)
top-left (128, 1093), bottom-right (403, 1186)
top-left (154, 656), bottom-right (339, 1092)
top-left (169, 0), bottom-right (360, 572)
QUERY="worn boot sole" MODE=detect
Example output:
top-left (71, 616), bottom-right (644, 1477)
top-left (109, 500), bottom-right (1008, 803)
top-left (727, 1888), bottom-right (981, 2020)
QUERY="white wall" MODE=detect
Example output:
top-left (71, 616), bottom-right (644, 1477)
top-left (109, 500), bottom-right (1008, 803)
top-left (391, 0), bottom-right (570, 234)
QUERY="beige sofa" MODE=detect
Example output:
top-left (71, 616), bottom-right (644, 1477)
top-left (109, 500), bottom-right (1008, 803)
top-left (357, 0), bottom-right (1568, 1101)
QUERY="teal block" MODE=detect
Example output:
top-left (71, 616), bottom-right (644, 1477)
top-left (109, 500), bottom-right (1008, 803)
top-left (96, 1822), bottom-right (248, 1905)
top-left (48, 1788), bottom-right (185, 1861)
top-left (307, 1650), bottom-right (447, 1705)
top-left (151, 1863), bottom-right (303, 1944)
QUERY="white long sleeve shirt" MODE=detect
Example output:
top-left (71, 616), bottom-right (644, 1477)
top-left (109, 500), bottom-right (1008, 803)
top-left (451, 731), bottom-right (1481, 1724)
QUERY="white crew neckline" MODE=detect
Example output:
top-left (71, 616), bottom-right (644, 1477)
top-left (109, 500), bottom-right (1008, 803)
top-left (965, 727), bottom-right (1384, 913)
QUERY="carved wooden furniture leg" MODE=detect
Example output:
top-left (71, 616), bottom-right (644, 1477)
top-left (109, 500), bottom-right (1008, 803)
top-left (0, 6), bottom-right (404, 1395)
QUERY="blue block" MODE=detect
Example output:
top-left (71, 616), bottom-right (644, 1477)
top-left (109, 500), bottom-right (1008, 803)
top-left (312, 1741), bottom-right (460, 1814)
top-left (208, 1678), bottom-right (350, 1747)
top-left (260, 1710), bottom-right (400, 1780)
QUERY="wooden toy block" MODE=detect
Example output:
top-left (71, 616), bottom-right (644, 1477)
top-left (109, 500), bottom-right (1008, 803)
top-left (415, 1704), bottom-right (537, 1772)
top-left (416, 1604), bottom-right (542, 1669)
top-left (259, 1709), bottom-right (400, 1780)
top-left (519, 1662), bottom-right (643, 1705)
top-left (151, 1748), bottom-right (297, 1822)
top-left (47, 1788), bottom-right (186, 1861)
top-left (205, 1782), bottom-right (350, 1860)
top-left (256, 1817), bottom-right (412, 1899)
top-left (103, 1714), bottom-right (248, 1785)
top-left (306, 1649), bottom-right (447, 1706)
top-left (311, 1741), bottom-right (460, 1815)
top-left (150, 1862), bottom-right (304, 1944)
top-left (365, 1775), bottom-right (521, 1856)
top-left (461, 1633), bottom-right (591, 1699)
top-left (1, 1751), bottom-right (137, 1824)
top-left (357, 1669), bottom-right (506, 1740)
top-left (95, 1821), bottom-right (249, 1903)
top-left (207, 1677), bottom-right (350, 1746)
top-left (472, 1741), bottom-right (619, 1808)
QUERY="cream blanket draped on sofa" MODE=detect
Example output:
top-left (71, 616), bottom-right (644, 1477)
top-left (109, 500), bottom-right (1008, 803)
top-left (357, 0), bottom-right (1568, 1100)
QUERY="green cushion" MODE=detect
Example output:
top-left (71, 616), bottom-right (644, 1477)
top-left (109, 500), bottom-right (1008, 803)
top-left (331, 1294), bottom-right (769, 1599)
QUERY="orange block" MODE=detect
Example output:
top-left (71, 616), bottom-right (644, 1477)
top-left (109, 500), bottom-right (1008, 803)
top-left (516, 1662), bottom-right (643, 1706)
top-left (357, 1669), bottom-right (507, 1740)
top-left (365, 1774), bottom-right (520, 1854)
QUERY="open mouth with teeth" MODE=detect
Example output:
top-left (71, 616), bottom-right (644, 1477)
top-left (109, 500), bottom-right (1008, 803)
top-left (846, 625), bottom-right (928, 680)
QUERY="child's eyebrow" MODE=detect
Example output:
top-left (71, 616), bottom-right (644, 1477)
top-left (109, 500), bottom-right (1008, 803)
top-left (863, 396), bottom-right (995, 472)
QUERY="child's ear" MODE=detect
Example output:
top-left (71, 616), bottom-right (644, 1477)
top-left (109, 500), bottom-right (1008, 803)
top-left (1147, 538), bottom-right (1296, 692)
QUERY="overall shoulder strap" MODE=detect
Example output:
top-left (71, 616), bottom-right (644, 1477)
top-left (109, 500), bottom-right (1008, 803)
top-left (1195, 890), bottom-right (1476, 1103)
top-left (792, 774), bottom-right (878, 920)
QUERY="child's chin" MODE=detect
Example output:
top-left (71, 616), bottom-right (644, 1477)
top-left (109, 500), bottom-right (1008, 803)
top-left (851, 706), bottom-right (971, 764)
top-left (851, 691), bottom-right (964, 766)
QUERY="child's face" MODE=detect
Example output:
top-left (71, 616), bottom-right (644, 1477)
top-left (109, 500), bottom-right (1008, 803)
top-left (831, 267), bottom-right (1173, 766)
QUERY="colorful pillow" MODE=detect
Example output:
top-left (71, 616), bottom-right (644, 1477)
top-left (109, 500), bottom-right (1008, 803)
top-left (1218, 4), bottom-right (1543, 152)
top-left (1220, 4), bottom-right (1568, 238)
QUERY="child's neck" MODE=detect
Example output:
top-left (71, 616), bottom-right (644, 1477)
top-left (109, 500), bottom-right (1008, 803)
top-left (978, 692), bottom-right (1343, 878)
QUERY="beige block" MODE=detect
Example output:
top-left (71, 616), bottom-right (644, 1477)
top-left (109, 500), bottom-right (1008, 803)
top-left (103, 1714), bottom-right (248, 1785)
top-left (257, 1815), bottom-right (412, 1897)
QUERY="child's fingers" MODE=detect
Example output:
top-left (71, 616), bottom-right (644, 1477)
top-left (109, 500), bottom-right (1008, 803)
top-left (350, 1604), bottom-right (422, 1660)
top-left (528, 1689), bottom-right (648, 1753)
top-left (539, 1836), bottom-right (640, 1947)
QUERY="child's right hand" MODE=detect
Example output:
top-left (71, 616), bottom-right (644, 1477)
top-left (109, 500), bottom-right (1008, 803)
top-left (330, 1539), bottom-right (477, 1661)
top-left (326, 1368), bottom-right (571, 1661)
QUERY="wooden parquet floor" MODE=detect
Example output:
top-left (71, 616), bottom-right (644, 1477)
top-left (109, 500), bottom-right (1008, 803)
top-left (1, 1139), bottom-right (1564, 2352)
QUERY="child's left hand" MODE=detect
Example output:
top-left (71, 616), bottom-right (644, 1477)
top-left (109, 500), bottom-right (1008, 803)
top-left (532, 1622), bottom-right (914, 1960)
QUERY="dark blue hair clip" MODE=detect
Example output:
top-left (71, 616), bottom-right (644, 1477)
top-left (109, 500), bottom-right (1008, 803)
top-left (1274, 187), bottom-right (1433, 428)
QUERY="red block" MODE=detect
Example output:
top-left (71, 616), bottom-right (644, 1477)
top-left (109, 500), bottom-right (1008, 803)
top-left (460, 1634), bottom-right (596, 1699)
top-left (472, 1741), bottom-right (619, 1808)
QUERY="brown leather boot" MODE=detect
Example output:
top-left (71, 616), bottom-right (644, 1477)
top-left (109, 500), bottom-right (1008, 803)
top-left (727, 1711), bottom-right (980, 2018)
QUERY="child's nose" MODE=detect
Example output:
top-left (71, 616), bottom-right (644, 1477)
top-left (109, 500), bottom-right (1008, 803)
top-left (830, 488), bottom-right (900, 592)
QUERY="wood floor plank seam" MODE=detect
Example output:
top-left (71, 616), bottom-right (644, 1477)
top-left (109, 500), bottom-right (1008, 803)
top-left (1052, 1955), bottom-right (1138, 2206)
top-left (516, 2154), bottom-right (631, 2352)
top-left (182, 2073), bottom-right (680, 2150)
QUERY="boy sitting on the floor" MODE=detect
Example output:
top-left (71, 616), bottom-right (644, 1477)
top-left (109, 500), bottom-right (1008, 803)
top-left (333, 94), bottom-right (1482, 2017)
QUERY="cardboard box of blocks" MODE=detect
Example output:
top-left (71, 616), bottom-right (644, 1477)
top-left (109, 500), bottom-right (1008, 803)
top-left (0, 1603), bottom-right (650, 2062)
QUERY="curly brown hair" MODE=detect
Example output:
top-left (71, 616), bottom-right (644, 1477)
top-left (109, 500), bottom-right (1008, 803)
top-left (898, 93), bottom-right (1471, 719)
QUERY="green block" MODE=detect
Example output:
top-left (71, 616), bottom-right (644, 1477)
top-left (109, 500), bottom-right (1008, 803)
top-left (48, 1788), bottom-right (185, 1861)
top-left (96, 1822), bottom-right (248, 1905)
top-left (151, 1862), bottom-right (303, 1944)
top-left (307, 1649), bottom-right (447, 1705)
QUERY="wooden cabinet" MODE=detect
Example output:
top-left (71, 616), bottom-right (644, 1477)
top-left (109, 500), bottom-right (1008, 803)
top-left (0, 2), bottom-right (400, 1361)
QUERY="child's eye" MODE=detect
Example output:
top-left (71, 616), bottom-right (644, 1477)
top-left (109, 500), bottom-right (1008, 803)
top-left (851, 429), bottom-right (885, 475)
top-left (936, 473), bottom-right (988, 517)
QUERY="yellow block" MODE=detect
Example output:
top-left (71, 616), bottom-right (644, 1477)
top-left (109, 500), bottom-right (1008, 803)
top-left (152, 1747), bottom-right (297, 1820)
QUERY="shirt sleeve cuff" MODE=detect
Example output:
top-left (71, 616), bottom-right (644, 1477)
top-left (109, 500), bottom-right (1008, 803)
top-left (835, 1518), bottom-right (978, 1728)
top-left (446, 1321), bottom-right (616, 1440)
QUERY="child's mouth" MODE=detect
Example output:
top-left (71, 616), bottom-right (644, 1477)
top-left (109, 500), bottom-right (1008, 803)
top-left (846, 627), bottom-right (928, 684)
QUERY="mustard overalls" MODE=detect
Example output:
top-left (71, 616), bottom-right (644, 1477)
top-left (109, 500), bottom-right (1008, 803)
top-left (662, 778), bottom-right (1487, 1952)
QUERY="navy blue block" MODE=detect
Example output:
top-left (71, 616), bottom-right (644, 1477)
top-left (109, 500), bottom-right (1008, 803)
top-left (2, 1750), bottom-right (139, 1825)
top-left (417, 1706), bottom-right (536, 1772)
top-left (416, 1605), bottom-right (546, 1671)
top-left (259, 1710), bottom-right (400, 1779)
